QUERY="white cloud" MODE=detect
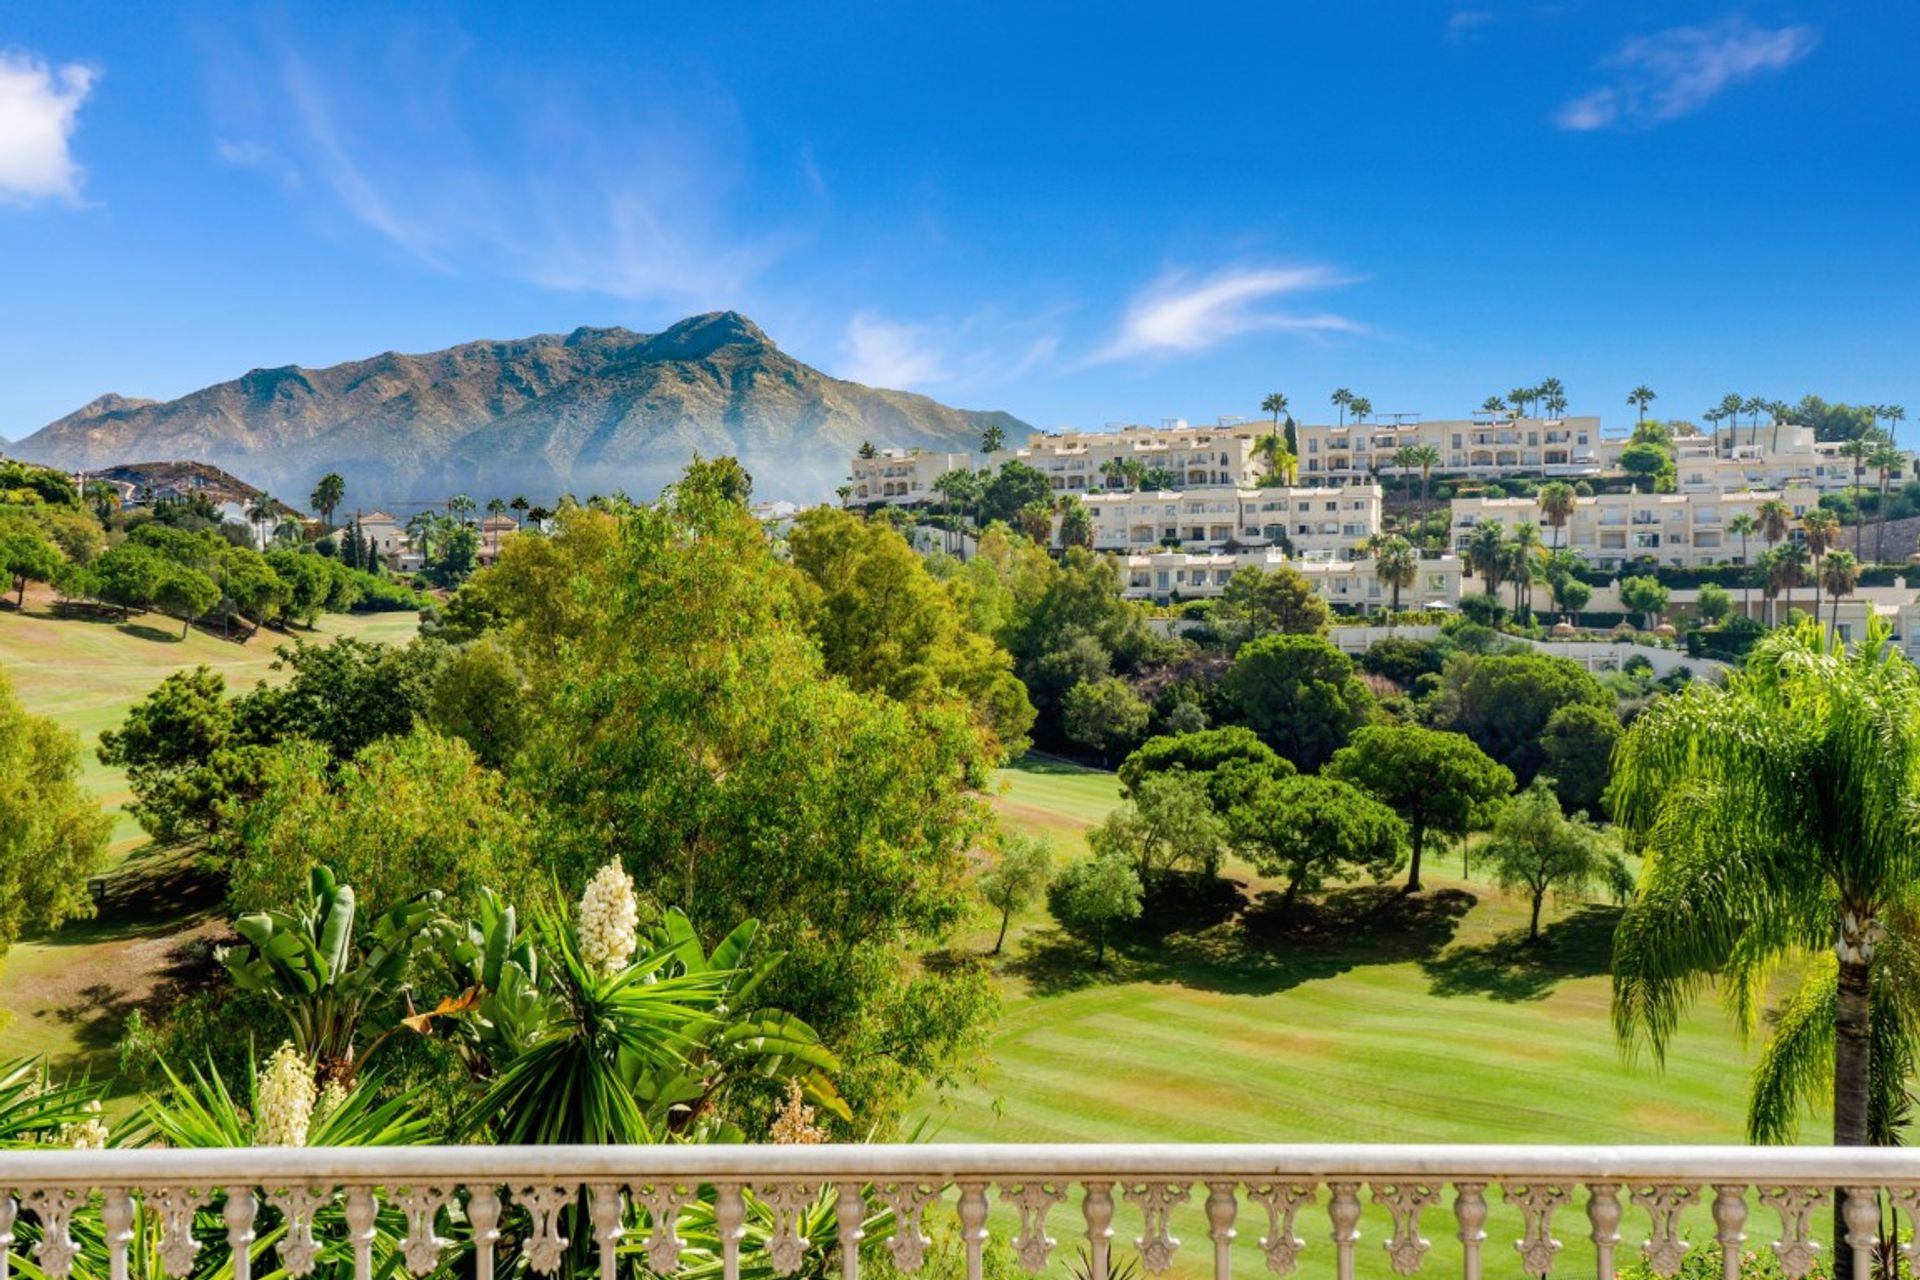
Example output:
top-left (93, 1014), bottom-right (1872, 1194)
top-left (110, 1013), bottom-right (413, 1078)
top-left (838, 309), bottom-right (1063, 392)
top-left (1557, 17), bottom-right (1817, 131)
top-left (1091, 264), bottom-right (1361, 364)
top-left (0, 50), bottom-right (97, 206)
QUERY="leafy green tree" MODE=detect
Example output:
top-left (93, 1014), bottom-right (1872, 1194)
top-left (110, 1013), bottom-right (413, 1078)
top-left (1046, 852), bottom-right (1142, 965)
top-left (1086, 769), bottom-right (1227, 886)
top-left (0, 522), bottom-right (62, 608)
top-left (1228, 774), bottom-right (1406, 909)
top-left (1062, 676), bottom-right (1151, 764)
top-left (426, 638), bottom-right (528, 769)
top-left (1695, 582), bottom-right (1732, 625)
top-left (228, 730), bottom-right (533, 922)
top-left (1221, 634), bottom-right (1372, 770)
top-left (1612, 622), bottom-right (1920, 1154)
top-left (1538, 702), bottom-right (1621, 816)
top-left (156, 563), bottom-right (220, 637)
top-left (789, 507), bottom-right (1034, 759)
top-left (980, 461), bottom-right (1053, 527)
top-left (426, 520), bottom-right (480, 586)
top-left (265, 548), bottom-right (335, 626)
top-left (506, 469), bottom-right (1000, 1124)
top-left (978, 833), bottom-right (1052, 954)
top-left (91, 541), bottom-right (167, 615)
top-left (1618, 575), bottom-right (1670, 629)
top-left (1619, 441), bottom-right (1671, 492)
top-left (1432, 651), bottom-right (1609, 783)
top-left (1217, 564), bottom-right (1330, 638)
top-left (0, 668), bottom-right (113, 959)
top-left (1486, 778), bottom-right (1630, 941)
top-left (98, 666), bottom-right (253, 842)
top-left (1327, 725), bottom-right (1513, 892)
top-left (236, 636), bottom-right (447, 764)
top-left (1118, 726), bottom-right (1288, 803)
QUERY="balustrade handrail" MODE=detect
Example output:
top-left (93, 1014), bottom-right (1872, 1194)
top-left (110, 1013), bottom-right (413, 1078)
top-left (5, 1142), bottom-right (1920, 1185)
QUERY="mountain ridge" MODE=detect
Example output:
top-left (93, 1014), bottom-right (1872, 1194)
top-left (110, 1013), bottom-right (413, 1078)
top-left (14, 313), bottom-right (1025, 504)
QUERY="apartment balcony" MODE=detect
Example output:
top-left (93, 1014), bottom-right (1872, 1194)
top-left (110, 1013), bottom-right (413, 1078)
top-left (1, 1144), bottom-right (1917, 1280)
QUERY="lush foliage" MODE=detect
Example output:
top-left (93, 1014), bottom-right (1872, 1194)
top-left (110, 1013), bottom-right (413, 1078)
top-left (0, 667), bottom-right (113, 959)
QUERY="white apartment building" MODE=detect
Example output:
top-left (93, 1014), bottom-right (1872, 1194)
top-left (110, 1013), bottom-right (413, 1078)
top-left (1450, 486), bottom-right (1822, 570)
top-left (1294, 416), bottom-right (1613, 482)
top-left (1118, 546), bottom-right (1466, 611)
top-left (848, 448), bottom-right (973, 506)
top-left (1670, 425), bottom-right (1910, 494)
top-left (989, 418), bottom-right (1274, 493)
top-left (1081, 484), bottom-right (1381, 557)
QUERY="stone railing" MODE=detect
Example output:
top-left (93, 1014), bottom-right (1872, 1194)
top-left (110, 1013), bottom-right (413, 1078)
top-left (1, 1144), bottom-right (1917, 1280)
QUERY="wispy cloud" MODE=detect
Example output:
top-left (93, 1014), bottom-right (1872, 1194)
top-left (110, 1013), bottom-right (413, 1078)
top-left (1447, 10), bottom-right (1495, 42)
top-left (201, 17), bottom-right (793, 306)
top-left (1091, 264), bottom-right (1361, 364)
top-left (0, 49), bottom-right (97, 206)
top-left (838, 309), bottom-right (1061, 392)
top-left (1557, 17), bottom-right (1818, 131)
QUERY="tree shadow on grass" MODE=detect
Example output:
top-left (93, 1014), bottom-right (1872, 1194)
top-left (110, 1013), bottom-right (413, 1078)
top-left (1008, 882), bottom-right (1477, 999)
top-left (117, 621), bottom-right (181, 644)
top-left (1419, 903), bottom-right (1622, 1002)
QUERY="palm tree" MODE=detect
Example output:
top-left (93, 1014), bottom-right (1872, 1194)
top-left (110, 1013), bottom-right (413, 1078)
top-left (981, 424), bottom-right (1007, 455)
top-left (309, 473), bottom-right (346, 529)
top-left (1800, 508), bottom-right (1839, 620)
top-left (857, 440), bottom-right (878, 460)
top-left (1348, 395), bottom-right (1373, 425)
top-left (447, 494), bottom-right (476, 524)
top-left (1256, 433), bottom-right (1296, 485)
top-left (1541, 391), bottom-right (1567, 419)
top-left (1770, 540), bottom-right (1810, 625)
top-left (1466, 520), bottom-right (1507, 597)
top-left (405, 511), bottom-right (437, 566)
top-left (1508, 386), bottom-right (1536, 420)
top-left (1879, 403), bottom-right (1906, 450)
top-left (1702, 407), bottom-right (1724, 438)
top-left (245, 492), bottom-right (276, 549)
top-left (1755, 498), bottom-right (1791, 552)
top-left (1480, 395), bottom-right (1508, 418)
top-left (1842, 433), bottom-right (1877, 556)
top-left (509, 495), bottom-right (530, 528)
top-left (83, 478), bottom-right (117, 522)
top-left (1627, 386), bottom-right (1657, 425)
top-left (1611, 621), bottom-right (1920, 1166)
top-left (1098, 457), bottom-right (1131, 492)
top-left (1404, 444), bottom-right (1441, 501)
top-left (1537, 377), bottom-right (1565, 409)
top-left (1330, 388), bottom-right (1354, 427)
top-left (1505, 522), bottom-right (1542, 620)
top-left (1742, 395), bottom-right (1767, 434)
top-left (1869, 438), bottom-right (1903, 565)
top-left (1728, 512), bottom-right (1759, 617)
top-left (1821, 549), bottom-right (1860, 642)
top-left (1537, 482), bottom-right (1575, 550)
top-left (1261, 392), bottom-right (1289, 424)
top-left (1373, 535), bottom-right (1417, 614)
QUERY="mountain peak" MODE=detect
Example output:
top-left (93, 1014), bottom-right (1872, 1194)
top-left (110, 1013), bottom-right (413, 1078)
top-left (649, 310), bottom-right (772, 359)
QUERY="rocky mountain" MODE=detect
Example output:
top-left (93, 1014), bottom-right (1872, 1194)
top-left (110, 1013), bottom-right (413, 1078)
top-left (13, 313), bottom-right (1027, 504)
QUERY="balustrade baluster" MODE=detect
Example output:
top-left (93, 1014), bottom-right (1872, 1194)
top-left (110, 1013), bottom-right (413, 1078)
top-left (224, 1188), bottom-right (258, 1280)
top-left (466, 1185), bottom-right (502, 1280)
top-left (1454, 1183), bottom-right (1487, 1280)
top-left (1004, 1182), bottom-right (1065, 1275)
top-left (589, 1183), bottom-right (625, 1280)
top-left (1328, 1182), bottom-right (1362, 1280)
top-left (1125, 1182), bottom-right (1190, 1275)
top-left (1248, 1183), bottom-right (1313, 1276)
top-left (1082, 1181), bottom-right (1116, 1280)
top-left (1633, 1183), bottom-right (1700, 1276)
top-left (1503, 1182), bottom-right (1568, 1279)
top-left (835, 1183), bottom-right (867, 1280)
top-left (1373, 1183), bottom-right (1438, 1276)
top-left (957, 1182), bottom-right (990, 1280)
top-left (344, 1188), bottom-right (378, 1280)
top-left (1204, 1182), bottom-right (1236, 1280)
top-left (1586, 1184), bottom-right (1622, 1280)
top-left (100, 1188), bottom-right (133, 1280)
top-left (1711, 1185), bottom-right (1747, 1280)
top-left (1758, 1185), bottom-right (1827, 1280)
top-left (715, 1184), bottom-right (747, 1280)
top-left (1841, 1185), bottom-right (1880, 1280)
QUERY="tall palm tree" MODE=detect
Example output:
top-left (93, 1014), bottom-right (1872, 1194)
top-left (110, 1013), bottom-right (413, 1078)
top-left (1507, 386), bottom-right (1536, 420)
top-left (1718, 392), bottom-right (1748, 448)
top-left (1261, 392), bottom-right (1289, 424)
top-left (1728, 512), bottom-right (1759, 617)
top-left (1841, 433), bottom-right (1877, 556)
top-left (1404, 444), bottom-right (1441, 501)
top-left (981, 424), bottom-right (1007, 455)
top-left (1348, 396), bottom-right (1373, 425)
top-left (1373, 535), bottom-right (1417, 614)
top-left (1742, 395), bottom-right (1768, 434)
top-left (1537, 377), bottom-right (1565, 411)
top-left (1481, 395), bottom-right (1508, 418)
top-left (1612, 621), bottom-right (1920, 1167)
top-left (1879, 403), bottom-right (1906, 450)
top-left (447, 494), bottom-right (476, 524)
top-left (1627, 385), bottom-right (1657, 425)
top-left (1820, 549), bottom-right (1860, 642)
top-left (405, 511), bottom-right (437, 566)
top-left (1755, 498), bottom-right (1791, 552)
top-left (1330, 388), bottom-right (1354, 427)
top-left (1869, 438), bottom-right (1904, 565)
top-left (1800, 507), bottom-right (1839, 620)
top-left (1537, 481), bottom-right (1575, 549)
top-left (309, 472), bottom-right (346, 529)
top-left (509, 495), bottom-right (530, 528)
top-left (1466, 519), bottom-right (1507, 597)
top-left (1770, 540), bottom-right (1810, 625)
top-left (245, 492), bottom-right (276, 549)
top-left (1505, 522), bottom-right (1542, 620)
top-left (1256, 433), bottom-right (1297, 485)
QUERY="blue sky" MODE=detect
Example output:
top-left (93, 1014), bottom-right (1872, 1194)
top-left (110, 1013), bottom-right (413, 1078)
top-left (2, 1), bottom-right (1915, 440)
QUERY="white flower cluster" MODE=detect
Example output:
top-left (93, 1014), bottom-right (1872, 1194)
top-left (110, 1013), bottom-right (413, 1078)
top-left (578, 860), bottom-right (640, 977)
top-left (770, 1079), bottom-right (826, 1145)
top-left (255, 1043), bottom-right (317, 1147)
top-left (61, 1100), bottom-right (109, 1150)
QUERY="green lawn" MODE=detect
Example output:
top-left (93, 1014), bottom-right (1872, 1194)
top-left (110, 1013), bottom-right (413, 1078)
top-left (0, 590), bottom-right (420, 1078)
top-left (933, 754), bottom-right (1805, 1280)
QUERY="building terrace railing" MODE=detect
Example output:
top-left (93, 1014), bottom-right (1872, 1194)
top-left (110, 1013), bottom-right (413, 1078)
top-left (2, 1144), bottom-right (1918, 1280)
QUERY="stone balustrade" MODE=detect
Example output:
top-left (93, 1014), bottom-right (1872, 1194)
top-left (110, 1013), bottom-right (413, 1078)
top-left (2, 1144), bottom-right (1917, 1280)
